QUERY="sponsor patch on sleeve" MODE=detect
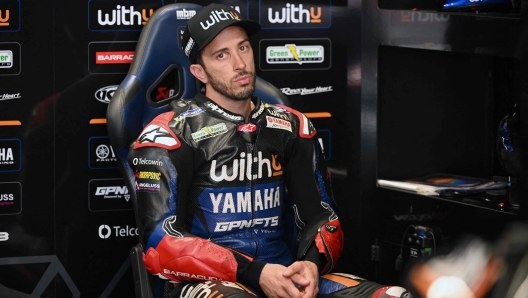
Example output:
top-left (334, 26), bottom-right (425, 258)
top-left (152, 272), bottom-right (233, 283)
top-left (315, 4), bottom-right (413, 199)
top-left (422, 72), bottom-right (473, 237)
top-left (266, 116), bottom-right (292, 132)
top-left (276, 105), bottom-right (316, 138)
top-left (134, 112), bottom-right (181, 150)
top-left (135, 181), bottom-right (161, 192)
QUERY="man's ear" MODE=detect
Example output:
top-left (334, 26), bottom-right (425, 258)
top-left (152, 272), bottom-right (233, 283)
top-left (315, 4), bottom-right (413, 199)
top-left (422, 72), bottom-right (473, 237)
top-left (190, 64), bottom-right (208, 84)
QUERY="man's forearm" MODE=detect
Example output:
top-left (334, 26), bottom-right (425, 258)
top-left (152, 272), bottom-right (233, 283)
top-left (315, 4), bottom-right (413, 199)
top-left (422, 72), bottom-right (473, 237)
top-left (143, 234), bottom-right (266, 286)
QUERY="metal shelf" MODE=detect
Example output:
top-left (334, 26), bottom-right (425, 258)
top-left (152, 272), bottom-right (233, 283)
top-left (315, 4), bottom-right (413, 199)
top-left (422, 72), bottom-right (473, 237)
top-left (377, 185), bottom-right (519, 216)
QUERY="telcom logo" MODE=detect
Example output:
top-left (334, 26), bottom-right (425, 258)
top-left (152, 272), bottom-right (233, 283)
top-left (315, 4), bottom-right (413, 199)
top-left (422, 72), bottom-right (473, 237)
top-left (88, 0), bottom-right (164, 31)
top-left (99, 224), bottom-right (111, 239)
top-left (98, 224), bottom-right (138, 239)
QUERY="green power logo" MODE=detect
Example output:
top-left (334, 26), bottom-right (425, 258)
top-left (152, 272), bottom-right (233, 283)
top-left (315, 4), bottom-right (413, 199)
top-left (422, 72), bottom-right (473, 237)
top-left (0, 50), bottom-right (12, 68)
top-left (0, 43), bottom-right (21, 75)
top-left (266, 44), bottom-right (324, 64)
top-left (259, 38), bottom-right (331, 71)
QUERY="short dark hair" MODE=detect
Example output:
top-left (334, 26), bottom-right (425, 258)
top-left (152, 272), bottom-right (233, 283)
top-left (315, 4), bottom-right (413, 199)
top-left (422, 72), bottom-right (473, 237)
top-left (195, 49), bottom-right (205, 69)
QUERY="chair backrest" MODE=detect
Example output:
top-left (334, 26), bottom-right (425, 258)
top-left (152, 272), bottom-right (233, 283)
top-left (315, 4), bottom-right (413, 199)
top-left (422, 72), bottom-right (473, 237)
top-left (107, 2), bottom-right (289, 233)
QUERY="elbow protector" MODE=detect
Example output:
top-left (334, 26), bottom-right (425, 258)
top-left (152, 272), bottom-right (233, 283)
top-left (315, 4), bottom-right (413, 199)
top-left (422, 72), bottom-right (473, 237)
top-left (143, 235), bottom-right (244, 283)
top-left (314, 218), bottom-right (344, 274)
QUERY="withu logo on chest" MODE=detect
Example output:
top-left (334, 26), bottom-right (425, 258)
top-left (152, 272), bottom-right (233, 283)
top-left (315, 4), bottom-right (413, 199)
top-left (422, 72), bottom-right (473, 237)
top-left (210, 151), bottom-right (282, 182)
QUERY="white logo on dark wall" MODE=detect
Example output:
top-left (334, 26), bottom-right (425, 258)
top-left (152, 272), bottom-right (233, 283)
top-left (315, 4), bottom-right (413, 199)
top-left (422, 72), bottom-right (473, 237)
top-left (260, 1), bottom-right (331, 29)
top-left (89, 136), bottom-right (118, 169)
top-left (99, 225), bottom-right (111, 239)
top-left (97, 6), bottom-right (151, 26)
top-left (95, 186), bottom-right (130, 201)
top-left (0, 182), bottom-right (22, 215)
top-left (0, 147), bottom-right (13, 165)
top-left (95, 85), bottom-right (118, 103)
top-left (0, 193), bottom-right (14, 201)
top-left (96, 144), bottom-right (115, 161)
top-left (0, 92), bottom-right (20, 100)
top-left (88, 0), bottom-right (164, 31)
top-left (89, 179), bottom-right (133, 212)
top-left (281, 85), bottom-right (333, 96)
top-left (268, 3), bottom-right (320, 24)
top-left (98, 224), bottom-right (138, 239)
top-left (0, 232), bottom-right (9, 241)
top-left (0, 139), bottom-right (21, 172)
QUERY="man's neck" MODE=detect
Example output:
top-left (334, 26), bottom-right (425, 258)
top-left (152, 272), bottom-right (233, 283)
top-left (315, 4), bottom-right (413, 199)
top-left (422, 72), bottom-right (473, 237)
top-left (205, 91), bottom-right (255, 122)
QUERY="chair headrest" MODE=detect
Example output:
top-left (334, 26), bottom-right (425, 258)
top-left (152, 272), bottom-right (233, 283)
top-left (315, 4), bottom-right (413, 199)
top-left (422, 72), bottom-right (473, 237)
top-left (116, 4), bottom-right (203, 141)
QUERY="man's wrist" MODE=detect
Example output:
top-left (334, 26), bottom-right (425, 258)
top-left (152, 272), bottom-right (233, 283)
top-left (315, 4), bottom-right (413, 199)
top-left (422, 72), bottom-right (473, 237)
top-left (245, 259), bottom-right (267, 290)
top-left (302, 242), bottom-right (325, 272)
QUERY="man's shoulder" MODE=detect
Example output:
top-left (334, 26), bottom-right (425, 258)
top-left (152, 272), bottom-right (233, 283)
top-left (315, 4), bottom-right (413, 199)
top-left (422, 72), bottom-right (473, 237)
top-left (133, 111), bottom-right (182, 150)
top-left (169, 99), bottom-right (207, 122)
top-left (260, 103), bottom-right (316, 139)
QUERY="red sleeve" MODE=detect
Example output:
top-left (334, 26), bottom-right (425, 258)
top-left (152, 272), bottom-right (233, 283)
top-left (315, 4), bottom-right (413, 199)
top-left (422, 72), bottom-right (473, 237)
top-left (143, 235), bottom-right (265, 284)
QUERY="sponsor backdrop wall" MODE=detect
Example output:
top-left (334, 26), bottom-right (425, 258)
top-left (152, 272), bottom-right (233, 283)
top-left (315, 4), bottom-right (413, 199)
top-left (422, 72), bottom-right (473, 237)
top-left (0, 0), bottom-right (361, 296)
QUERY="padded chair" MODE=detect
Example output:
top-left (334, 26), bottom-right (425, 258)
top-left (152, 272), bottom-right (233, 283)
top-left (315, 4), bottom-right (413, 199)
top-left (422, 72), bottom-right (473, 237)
top-left (106, 3), bottom-right (289, 298)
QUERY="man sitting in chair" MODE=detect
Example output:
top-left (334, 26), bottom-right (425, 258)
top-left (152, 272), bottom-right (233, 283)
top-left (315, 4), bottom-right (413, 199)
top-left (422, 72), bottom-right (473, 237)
top-left (129, 3), bottom-right (409, 298)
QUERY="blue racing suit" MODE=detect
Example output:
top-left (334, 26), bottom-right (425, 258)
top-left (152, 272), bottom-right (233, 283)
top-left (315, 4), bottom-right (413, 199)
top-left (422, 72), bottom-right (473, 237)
top-left (129, 93), bottom-right (409, 298)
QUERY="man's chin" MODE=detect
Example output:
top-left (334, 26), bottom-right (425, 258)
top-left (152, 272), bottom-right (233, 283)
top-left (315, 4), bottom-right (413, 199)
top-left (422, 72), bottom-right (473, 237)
top-left (233, 87), bottom-right (255, 101)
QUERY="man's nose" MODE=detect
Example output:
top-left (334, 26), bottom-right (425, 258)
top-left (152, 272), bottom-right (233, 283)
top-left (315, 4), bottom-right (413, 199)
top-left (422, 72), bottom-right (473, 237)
top-left (233, 52), bottom-right (246, 71)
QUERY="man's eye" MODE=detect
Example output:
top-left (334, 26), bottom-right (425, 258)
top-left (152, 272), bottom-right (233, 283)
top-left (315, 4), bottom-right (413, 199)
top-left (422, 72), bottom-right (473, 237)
top-left (217, 53), bottom-right (225, 59)
top-left (240, 45), bottom-right (248, 51)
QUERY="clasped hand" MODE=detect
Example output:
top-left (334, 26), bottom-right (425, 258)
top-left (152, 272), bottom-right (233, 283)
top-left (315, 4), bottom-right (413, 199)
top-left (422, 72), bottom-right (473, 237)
top-left (259, 261), bottom-right (319, 298)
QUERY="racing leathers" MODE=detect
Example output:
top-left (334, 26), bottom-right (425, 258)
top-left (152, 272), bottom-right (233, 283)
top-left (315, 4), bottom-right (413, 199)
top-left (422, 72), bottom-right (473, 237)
top-left (129, 93), bottom-right (343, 291)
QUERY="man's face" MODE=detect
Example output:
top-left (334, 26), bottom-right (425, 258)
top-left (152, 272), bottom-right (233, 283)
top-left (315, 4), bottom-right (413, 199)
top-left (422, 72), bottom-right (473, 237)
top-left (199, 26), bottom-right (256, 101)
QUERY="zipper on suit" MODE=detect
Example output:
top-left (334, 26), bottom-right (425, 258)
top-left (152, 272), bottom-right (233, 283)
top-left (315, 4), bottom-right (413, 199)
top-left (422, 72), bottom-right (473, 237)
top-left (247, 142), bottom-right (259, 257)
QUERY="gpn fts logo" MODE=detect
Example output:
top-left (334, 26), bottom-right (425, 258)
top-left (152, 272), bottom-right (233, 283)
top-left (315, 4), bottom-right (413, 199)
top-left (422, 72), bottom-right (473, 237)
top-left (88, 0), bottom-right (164, 32)
top-left (0, 0), bottom-right (20, 32)
top-left (260, 0), bottom-right (331, 29)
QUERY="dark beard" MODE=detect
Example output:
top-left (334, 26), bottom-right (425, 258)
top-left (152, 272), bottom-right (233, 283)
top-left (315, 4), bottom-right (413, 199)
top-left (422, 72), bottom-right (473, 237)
top-left (205, 70), bottom-right (256, 101)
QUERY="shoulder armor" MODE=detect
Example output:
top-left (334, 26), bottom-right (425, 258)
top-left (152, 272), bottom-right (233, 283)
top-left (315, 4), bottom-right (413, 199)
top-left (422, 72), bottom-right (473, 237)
top-left (134, 112), bottom-right (181, 150)
top-left (276, 104), bottom-right (316, 139)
